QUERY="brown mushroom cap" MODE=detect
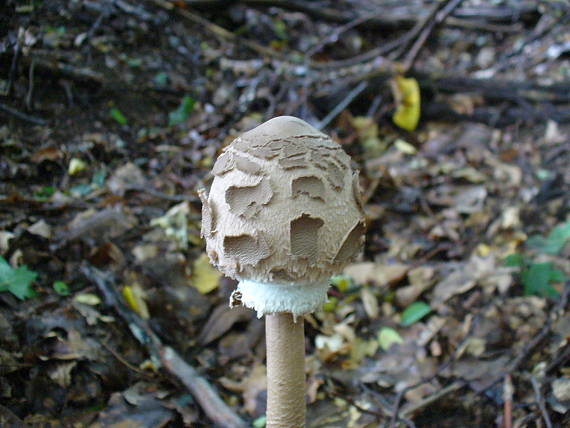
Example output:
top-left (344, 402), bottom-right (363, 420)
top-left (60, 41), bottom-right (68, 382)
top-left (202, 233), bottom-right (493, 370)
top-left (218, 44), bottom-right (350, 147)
top-left (200, 116), bottom-right (365, 315)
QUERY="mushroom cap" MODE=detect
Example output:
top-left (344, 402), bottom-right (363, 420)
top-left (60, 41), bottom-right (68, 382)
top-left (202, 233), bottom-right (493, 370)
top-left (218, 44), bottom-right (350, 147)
top-left (200, 116), bottom-right (365, 315)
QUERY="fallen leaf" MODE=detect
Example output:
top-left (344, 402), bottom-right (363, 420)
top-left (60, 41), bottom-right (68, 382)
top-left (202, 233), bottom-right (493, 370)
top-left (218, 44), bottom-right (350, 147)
top-left (191, 253), bottom-right (221, 294)
top-left (68, 158), bottom-right (87, 175)
top-left (150, 202), bottom-right (190, 250)
top-left (361, 287), bottom-right (379, 318)
top-left (122, 284), bottom-right (150, 319)
top-left (28, 219), bottom-right (52, 239)
top-left (0, 256), bottom-right (37, 300)
top-left (344, 262), bottom-right (409, 287)
top-left (108, 162), bottom-right (146, 196)
top-left (391, 75), bottom-right (421, 131)
top-left (401, 301), bottom-right (431, 326)
top-left (378, 327), bottom-right (403, 350)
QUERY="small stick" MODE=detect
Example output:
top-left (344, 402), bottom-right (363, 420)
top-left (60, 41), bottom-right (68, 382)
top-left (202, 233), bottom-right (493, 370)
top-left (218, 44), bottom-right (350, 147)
top-left (400, 381), bottom-right (464, 419)
top-left (503, 375), bottom-right (513, 428)
top-left (266, 313), bottom-right (306, 427)
top-left (530, 376), bottom-right (553, 428)
top-left (161, 347), bottom-right (247, 428)
top-left (0, 103), bottom-right (47, 125)
top-left (315, 81), bottom-right (368, 130)
top-left (402, 0), bottom-right (464, 72)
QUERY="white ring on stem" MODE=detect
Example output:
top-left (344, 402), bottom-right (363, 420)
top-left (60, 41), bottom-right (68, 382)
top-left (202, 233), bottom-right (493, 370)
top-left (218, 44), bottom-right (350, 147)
top-left (236, 279), bottom-right (330, 319)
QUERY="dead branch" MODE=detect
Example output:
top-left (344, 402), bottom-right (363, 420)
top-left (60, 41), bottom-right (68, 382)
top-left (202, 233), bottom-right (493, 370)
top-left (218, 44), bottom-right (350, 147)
top-left (503, 375), bottom-right (513, 428)
top-left (400, 381), bottom-right (465, 419)
top-left (183, 0), bottom-right (535, 32)
top-left (530, 376), bottom-right (553, 428)
top-left (81, 264), bottom-right (247, 428)
top-left (401, 0), bottom-right (465, 72)
top-left (148, 0), bottom-right (285, 59)
top-left (0, 102), bottom-right (47, 125)
top-left (422, 104), bottom-right (570, 127)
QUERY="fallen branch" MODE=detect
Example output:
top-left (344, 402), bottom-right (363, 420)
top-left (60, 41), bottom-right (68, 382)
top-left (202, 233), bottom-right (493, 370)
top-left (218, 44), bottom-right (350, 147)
top-left (148, 0), bottom-right (284, 59)
top-left (530, 376), bottom-right (553, 428)
top-left (183, 0), bottom-right (534, 32)
top-left (0, 102), bottom-right (47, 125)
top-left (81, 264), bottom-right (247, 428)
top-left (400, 381), bottom-right (465, 419)
top-left (401, 0), bottom-right (465, 72)
top-left (422, 104), bottom-right (570, 127)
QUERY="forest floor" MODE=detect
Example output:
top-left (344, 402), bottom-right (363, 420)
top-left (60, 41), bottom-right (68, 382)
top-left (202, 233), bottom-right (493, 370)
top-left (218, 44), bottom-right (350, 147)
top-left (1, 1), bottom-right (570, 427)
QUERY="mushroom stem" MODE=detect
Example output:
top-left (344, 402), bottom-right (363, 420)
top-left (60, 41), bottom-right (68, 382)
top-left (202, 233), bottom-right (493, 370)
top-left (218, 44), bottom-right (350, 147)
top-left (266, 312), bottom-right (306, 428)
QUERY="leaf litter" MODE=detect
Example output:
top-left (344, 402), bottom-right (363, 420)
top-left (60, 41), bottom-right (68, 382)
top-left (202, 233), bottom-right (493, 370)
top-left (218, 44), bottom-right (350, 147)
top-left (0, 0), bottom-right (569, 427)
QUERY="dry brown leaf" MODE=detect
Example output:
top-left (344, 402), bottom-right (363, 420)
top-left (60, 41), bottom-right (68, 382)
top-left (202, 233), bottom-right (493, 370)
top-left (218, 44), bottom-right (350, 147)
top-left (344, 262), bottom-right (409, 287)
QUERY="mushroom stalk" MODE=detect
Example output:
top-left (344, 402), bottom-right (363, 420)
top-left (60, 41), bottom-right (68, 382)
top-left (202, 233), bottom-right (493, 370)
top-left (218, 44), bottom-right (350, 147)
top-left (266, 313), bottom-right (305, 428)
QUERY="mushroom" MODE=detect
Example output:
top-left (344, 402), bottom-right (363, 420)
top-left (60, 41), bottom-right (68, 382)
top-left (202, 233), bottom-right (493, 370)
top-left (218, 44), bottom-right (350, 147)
top-left (200, 116), bottom-right (365, 427)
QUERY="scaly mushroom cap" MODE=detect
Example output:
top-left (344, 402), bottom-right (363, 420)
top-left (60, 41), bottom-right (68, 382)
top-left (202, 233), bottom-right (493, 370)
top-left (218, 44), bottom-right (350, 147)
top-left (200, 116), bottom-right (365, 315)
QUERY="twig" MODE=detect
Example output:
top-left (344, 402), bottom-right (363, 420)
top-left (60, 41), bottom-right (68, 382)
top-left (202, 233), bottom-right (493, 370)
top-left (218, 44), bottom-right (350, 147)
top-left (330, 390), bottom-right (386, 420)
top-left (482, 283), bottom-right (570, 394)
top-left (503, 375), bottom-right (513, 428)
top-left (306, 8), bottom-right (385, 59)
top-left (507, 284), bottom-right (569, 374)
top-left (25, 59), bottom-right (35, 110)
top-left (315, 81), bottom-right (368, 130)
top-left (400, 381), bottom-right (465, 419)
top-left (100, 339), bottom-right (152, 377)
top-left (402, 0), bottom-right (465, 72)
top-left (387, 309), bottom-right (485, 427)
top-left (0, 403), bottom-right (25, 428)
top-left (81, 264), bottom-right (247, 428)
top-left (393, 0), bottom-right (450, 61)
top-left (161, 347), bottom-right (247, 428)
top-left (184, 0), bottom-right (535, 32)
top-left (149, 0), bottom-right (284, 60)
top-left (129, 184), bottom-right (199, 202)
top-left (0, 103), bottom-right (47, 125)
top-left (530, 376), bottom-right (553, 428)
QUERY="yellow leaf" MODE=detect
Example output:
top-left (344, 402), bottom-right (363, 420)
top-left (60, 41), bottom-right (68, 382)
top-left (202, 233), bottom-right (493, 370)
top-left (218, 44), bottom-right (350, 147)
top-left (394, 138), bottom-right (417, 155)
top-left (391, 76), bottom-right (421, 131)
top-left (192, 253), bottom-right (221, 294)
top-left (73, 293), bottom-right (101, 306)
top-left (122, 284), bottom-right (149, 319)
top-left (475, 243), bottom-right (491, 257)
top-left (68, 158), bottom-right (87, 175)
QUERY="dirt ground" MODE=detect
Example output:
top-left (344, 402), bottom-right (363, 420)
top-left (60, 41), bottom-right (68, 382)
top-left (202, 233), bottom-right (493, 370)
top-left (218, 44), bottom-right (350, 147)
top-left (1, 1), bottom-right (569, 427)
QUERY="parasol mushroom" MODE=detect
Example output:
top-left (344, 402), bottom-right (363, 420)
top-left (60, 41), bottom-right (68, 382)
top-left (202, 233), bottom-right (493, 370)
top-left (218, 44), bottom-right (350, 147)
top-left (200, 116), bottom-right (365, 427)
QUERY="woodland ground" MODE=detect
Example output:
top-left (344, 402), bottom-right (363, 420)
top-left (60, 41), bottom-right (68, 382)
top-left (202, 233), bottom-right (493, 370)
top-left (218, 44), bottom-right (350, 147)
top-left (1, 1), bottom-right (570, 427)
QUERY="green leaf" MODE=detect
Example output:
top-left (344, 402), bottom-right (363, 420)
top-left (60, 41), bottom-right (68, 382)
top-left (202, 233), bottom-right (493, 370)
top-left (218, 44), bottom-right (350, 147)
top-left (53, 281), bottom-right (70, 296)
top-left (527, 221), bottom-right (570, 255)
top-left (378, 327), bottom-right (403, 351)
top-left (34, 185), bottom-right (56, 199)
top-left (0, 256), bottom-right (37, 300)
top-left (253, 415), bottom-right (266, 428)
top-left (504, 253), bottom-right (525, 268)
top-left (91, 168), bottom-right (107, 188)
top-left (110, 107), bottom-right (128, 125)
top-left (168, 96), bottom-right (195, 126)
top-left (153, 71), bottom-right (168, 87)
top-left (330, 274), bottom-right (353, 292)
top-left (322, 296), bottom-right (338, 313)
top-left (69, 183), bottom-right (93, 197)
top-left (550, 268), bottom-right (566, 283)
top-left (273, 19), bottom-right (288, 40)
top-left (401, 301), bottom-right (432, 326)
top-left (521, 262), bottom-right (561, 298)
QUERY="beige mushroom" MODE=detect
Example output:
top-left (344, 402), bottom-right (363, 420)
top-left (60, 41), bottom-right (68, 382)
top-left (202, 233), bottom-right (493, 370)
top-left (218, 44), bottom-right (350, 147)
top-left (200, 116), bottom-right (365, 428)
